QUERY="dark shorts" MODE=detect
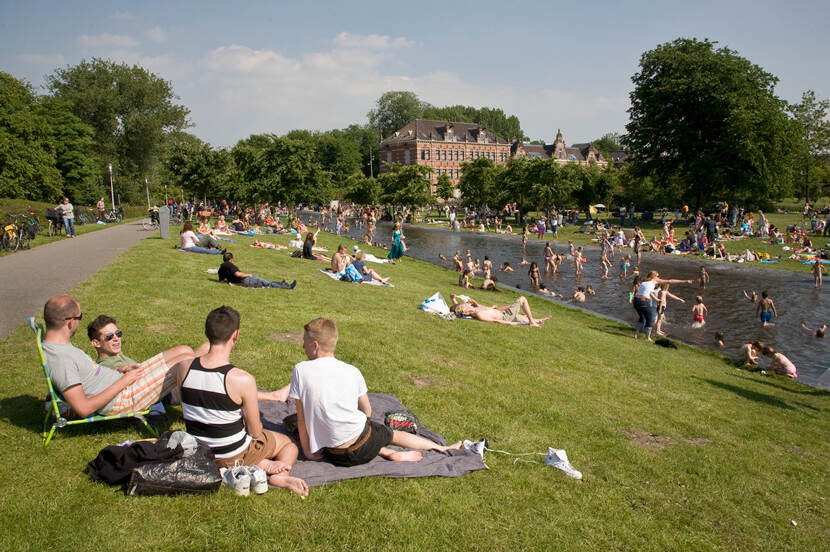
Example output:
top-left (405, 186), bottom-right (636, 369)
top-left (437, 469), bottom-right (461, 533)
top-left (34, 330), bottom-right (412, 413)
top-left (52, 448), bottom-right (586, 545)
top-left (323, 420), bottom-right (393, 467)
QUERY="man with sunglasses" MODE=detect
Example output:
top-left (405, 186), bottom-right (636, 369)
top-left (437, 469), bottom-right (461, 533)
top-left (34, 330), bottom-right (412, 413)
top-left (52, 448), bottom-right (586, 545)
top-left (40, 296), bottom-right (200, 418)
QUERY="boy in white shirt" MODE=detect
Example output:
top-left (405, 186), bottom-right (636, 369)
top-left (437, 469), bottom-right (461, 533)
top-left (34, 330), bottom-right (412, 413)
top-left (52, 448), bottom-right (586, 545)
top-left (289, 318), bottom-right (462, 466)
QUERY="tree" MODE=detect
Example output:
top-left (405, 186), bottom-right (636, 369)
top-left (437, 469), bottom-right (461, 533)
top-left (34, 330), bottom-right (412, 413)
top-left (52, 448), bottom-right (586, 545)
top-left (368, 91), bottom-right (429, 141)
top-left (788, 90), bottom-right (830, 201)
top-left (164, 132), bottom-right (234, 204)
top-left (378, 163), bottom-right (432, 207)
top-left (591, 132), bottom-right (624, 160)
top-left (458, 157), bottom-right (498, 208)
top-left (422, 104), bottom-right (525, 142)
top-left (47, 58), bottom-right (190, 203)
top-left (0, 72), bottom-right (62, 200)
top-left (435, 173), bottom-right (454, 202)
top-left (40, 97), bottom-right (99, 204)
top-left (343, 173), bottom-right (380, 205)
top-left (625, 38), bottom-right (798, 208)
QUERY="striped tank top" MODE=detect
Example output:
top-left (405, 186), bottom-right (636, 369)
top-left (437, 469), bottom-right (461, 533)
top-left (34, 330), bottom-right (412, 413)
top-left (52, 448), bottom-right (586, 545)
top-left (181, 358), bottom-right (251, 459)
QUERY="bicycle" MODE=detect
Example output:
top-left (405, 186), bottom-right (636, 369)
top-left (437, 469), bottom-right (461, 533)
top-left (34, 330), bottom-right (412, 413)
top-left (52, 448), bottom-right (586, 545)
top-left (1, 214), bottom-right (33, 251)
top-left (141, 208), bottom-right (160, 231)
top-left (104, 208), bottom-right (123, 223)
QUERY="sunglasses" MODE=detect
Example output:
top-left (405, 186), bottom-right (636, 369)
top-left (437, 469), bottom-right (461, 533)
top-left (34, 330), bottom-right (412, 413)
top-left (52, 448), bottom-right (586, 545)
top-left (102, 330), bottom-right (122, 342)
top-left (65, 313), bottom-right (83, 321)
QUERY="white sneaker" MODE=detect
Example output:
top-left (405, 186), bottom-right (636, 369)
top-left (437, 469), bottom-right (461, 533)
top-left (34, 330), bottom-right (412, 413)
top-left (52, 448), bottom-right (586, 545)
top-left (463, 438), bottom-right (487, 459)
top-left (246, 465), bottom-right (268, 495)
top-left (221, 466), bottom-right (251, 496)
top-left (545, 448), bottom-right (582, 480)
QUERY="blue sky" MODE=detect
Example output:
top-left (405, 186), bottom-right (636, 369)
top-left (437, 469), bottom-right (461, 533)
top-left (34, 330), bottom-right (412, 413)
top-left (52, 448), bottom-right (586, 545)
top-left (2, 0), bottom-right (828, 147)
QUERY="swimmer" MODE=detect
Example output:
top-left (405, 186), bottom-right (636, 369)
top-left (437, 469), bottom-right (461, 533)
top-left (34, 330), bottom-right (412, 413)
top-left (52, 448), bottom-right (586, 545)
top-left (438, 253), bottom-right (447, 262)
top-left (801, 322), bottom-right (827, 338)
top-left (500, 262), bottom-right (514, 273)
top-left (761, 345), bottom-right (797, 379)
top-left (743, 290), bottom-right (758, 303)
top-left (573, 287), bottom-right (586, 302)
top-left (528, 261), bottom-right (541, 289)
top-left (539, 283), bottom-right (564, 299)
top-left (756, 290), bottom-right (777, 326)
top-left (691, 296), bottom-right (707, 328)
top-left (714, 332), bottom-right (725, 348)
top-left (585, 285), bottom-right (595, 296)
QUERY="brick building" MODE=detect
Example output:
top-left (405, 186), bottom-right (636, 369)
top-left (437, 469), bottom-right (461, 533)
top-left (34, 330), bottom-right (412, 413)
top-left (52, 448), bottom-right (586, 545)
top-left (378, 119), bottom-right (511, 196)
top-left (510, 129), bottom-right (607, 168)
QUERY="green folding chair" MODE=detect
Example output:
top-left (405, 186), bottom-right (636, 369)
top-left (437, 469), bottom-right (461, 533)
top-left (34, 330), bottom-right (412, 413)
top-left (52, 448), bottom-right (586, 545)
top-left (28, 317), bottom-right (158, 446)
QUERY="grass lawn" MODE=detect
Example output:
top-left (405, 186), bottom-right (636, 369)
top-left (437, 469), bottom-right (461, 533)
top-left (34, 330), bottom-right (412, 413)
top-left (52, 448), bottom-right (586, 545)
top-left (1, 229), bottom-right (828, 551)
top-left (0, 198), bottom-right (143, 257)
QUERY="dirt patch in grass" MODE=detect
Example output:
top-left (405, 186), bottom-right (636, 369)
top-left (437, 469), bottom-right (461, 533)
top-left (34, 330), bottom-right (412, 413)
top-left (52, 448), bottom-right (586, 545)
top-left (621, 428), bottom-right (673, 450)
top-left (412, 375), bottom-right (441, 388)
top-left (267, 332), bottom-right (304, 344)
top-left (683, 437), bottom-right (712, 446)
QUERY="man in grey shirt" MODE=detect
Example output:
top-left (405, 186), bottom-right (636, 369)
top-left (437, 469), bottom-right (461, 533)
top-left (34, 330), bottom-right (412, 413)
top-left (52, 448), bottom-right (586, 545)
top-left (41, 295), bottom-right (198, 417)
top-left (56, 197), bottom-right (75, 238)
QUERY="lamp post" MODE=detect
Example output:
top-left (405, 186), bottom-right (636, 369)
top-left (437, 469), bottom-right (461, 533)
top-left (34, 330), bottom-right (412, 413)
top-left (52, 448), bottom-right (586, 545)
top-left (108, 164), bottom-right (115, 212)
top-left (368, 146), bottom-right (374, 178)
top-left (145, 177), bottom-right (151, 209)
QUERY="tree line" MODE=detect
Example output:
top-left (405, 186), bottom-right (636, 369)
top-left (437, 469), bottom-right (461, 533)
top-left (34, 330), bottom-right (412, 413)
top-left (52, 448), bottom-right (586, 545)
top-left (1, 38), bottom-right (828, 210)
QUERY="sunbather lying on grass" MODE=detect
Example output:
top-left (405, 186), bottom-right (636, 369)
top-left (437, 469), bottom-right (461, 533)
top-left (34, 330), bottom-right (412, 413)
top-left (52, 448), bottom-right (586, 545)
top-left (449, 294), bottom-right (550, 327)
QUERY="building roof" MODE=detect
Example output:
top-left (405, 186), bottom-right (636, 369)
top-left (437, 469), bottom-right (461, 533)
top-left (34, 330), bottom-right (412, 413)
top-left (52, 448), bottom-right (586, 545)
top-left (381, 119), bottom-right (509, 145)
top-left (511, 140), bottom-right (606, 163)
top-left (609, 149), bottom-right (630, 164)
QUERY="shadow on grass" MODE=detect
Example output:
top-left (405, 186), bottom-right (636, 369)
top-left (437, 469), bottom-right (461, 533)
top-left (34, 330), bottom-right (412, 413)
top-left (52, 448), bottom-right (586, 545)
top-left (694, 377), bottom-right (795, 410)
top-left (587, 324), bottom-right (633, 339)
top-left (729, 371), bottom-right (830, 397)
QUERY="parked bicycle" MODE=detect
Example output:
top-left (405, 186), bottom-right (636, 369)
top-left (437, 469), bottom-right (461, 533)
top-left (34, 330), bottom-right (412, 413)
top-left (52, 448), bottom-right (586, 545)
top-left (104, 207), bottom-right (124, 223)
top-left (1, 213), bottom-right (36, 251)
top-left (141, 207), bottom-right (160, 231)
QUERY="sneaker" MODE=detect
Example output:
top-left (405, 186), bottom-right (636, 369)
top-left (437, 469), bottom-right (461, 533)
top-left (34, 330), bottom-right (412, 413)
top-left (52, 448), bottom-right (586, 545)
top-left (221, 465), bottom-right (251, 496)
top-left (246, 465), bottom-right (268, 495)
top-left (462, 438), bottom-right (487, 459)
top-left (545, 447), bottom-right (582, 479)
top-left (288, 280), bottom-right (297, 289)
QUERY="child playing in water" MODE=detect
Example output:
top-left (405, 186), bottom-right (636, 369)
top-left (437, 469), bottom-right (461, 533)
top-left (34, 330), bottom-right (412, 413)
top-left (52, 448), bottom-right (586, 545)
top-left (453, 251), bottom-right (463, 272)
top-left (544, 243), bottom-right (555, 275)
top-left (655, 283), bottom-right (686, 336)
top-left (528, 262), bottom-right (541, 289)
top-left (743, 290), bottom-right (758, 303)
top-left (762, 345), bottom-right (797, 378)
top-left (756, 291), bottom-right (777, 326)
top-left (739, 341), bottom-right (762, 365)
top-left (698, 265), bottom-right (710, 289)
top-left (813, 260), bottom-right (825, 288)
top-left (619, 254), bottom-right (631, 279)
top-left (600, 250), bottom-right (611, 279)
top-left (572, 287), bottom-right (586, 302)
top-left (568, 241), bottom-right (576, 258)
top-left (501, 262), bottom-right (514, 273)
top-left (691, 296), bottom-right (707, 328)
top-left (714, 332), bottom-right (725, 348)
top-left (585, 285), bottom-right (595, 296)
top-left (520, 227), bottom-right (529, 265)
top-left (574, 247), bottom-right (585, 276)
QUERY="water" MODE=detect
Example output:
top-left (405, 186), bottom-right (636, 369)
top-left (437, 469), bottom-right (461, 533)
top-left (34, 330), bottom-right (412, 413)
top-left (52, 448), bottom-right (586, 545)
top-left (303, 214), bottom-right (830, 388)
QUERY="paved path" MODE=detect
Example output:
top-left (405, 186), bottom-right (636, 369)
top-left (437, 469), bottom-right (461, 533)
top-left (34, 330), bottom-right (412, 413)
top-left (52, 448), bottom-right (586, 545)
top-left (0, 222), bottom-right (149, 338)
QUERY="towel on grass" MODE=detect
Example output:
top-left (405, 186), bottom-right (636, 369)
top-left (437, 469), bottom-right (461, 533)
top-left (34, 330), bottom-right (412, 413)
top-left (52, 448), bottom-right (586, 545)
top-left (319, 269), bottom-right (393, 287)
top-left (259, 393), bottom-right (485, 487)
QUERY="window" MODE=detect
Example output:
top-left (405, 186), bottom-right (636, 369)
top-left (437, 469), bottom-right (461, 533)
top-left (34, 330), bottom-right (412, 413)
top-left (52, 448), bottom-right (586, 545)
top-left (386, 152), bottom-right (392, 165)
top-left (442, 150), bottom-right (446, 161)
top-left (404, 150), bottom-right (410, 164)
top-left (454, 150), bottom-right (459, 161)
top-left (460, 151), bottom-right (465, 161)
top-left (568, 154), bottom-right (577, 162)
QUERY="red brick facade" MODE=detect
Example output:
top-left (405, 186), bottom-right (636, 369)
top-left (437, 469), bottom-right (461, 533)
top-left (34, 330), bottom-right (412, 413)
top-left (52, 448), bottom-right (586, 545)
top-left (379, 119), bottom-right (511, 196)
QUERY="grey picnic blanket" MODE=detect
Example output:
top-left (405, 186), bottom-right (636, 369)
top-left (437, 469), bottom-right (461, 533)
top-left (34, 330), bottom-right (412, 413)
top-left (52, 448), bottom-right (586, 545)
top-left (258, 393), bottom-right (486, 487)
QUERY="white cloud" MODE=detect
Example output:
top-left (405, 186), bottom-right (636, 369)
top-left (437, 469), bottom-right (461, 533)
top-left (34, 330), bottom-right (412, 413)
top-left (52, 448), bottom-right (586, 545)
top-left (333, 32), bottom-right (414, 50)
top-left (17, 53), bottom-right (66, 66)
top-left (78, 33), bottom-right (138, 49)
top-left (188, 33), bottom-right (627, 147)
top-left (146, 26), bottom-right (166, 44)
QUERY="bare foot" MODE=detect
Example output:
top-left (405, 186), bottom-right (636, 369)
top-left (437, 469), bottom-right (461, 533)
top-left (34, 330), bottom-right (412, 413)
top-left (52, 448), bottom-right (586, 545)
top-left (269, 474), bottom-right (309, 497)
top-left (258, 459), bottom-right (292, 475)
top-left (444, 440), bottom-right (463, 451)
top-left (387, 450), bottom-right (423, 462)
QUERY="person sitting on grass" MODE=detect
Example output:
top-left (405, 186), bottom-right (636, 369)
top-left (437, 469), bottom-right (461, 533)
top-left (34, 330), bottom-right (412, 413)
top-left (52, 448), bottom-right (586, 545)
top-left (214, 215), bottom-right (232, 235)
top-left (178, 306), bottom-right (307, 496)
top-left (329, 244), bottom-right (349, 273)
top-left (302, 229), bottom-right (330, 261)
top-left (180, 222), bottom-right (223, 255)
top-left (218, 252), bottom-right (296, 289)
top-left (449, 294), bottom-right (551, 327)
top-left (350, 251), bottom-right (390, 284)
top-left (40, 296), bottom-right (199, 418)
top-left (290, 318), bottom-right (463, 467)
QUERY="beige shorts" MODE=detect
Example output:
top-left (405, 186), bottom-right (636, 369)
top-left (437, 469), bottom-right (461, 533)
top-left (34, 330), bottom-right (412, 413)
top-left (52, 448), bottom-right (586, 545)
top-left (106, 353), bottom-right (175, 415)
top-left (215, 430), bottom-right (280, 469)
top-left (501, 299), bottom-right (523, 323)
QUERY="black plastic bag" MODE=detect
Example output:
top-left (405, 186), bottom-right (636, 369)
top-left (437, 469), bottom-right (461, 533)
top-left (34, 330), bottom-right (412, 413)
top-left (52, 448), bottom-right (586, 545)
top-left (126, 438), bottom-right (221, 496)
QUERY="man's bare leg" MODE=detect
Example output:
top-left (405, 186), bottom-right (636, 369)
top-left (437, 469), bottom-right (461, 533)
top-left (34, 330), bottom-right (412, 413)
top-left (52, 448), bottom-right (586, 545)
top-left (258, 433), bottom-right (308, 497)
top-left (378, 431), bottom-right (463, 462)
top-left (517, 296), bottom-right (551, 326)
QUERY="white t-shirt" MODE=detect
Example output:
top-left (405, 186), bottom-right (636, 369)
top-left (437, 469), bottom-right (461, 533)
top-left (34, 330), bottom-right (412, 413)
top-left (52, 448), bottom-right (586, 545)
top-left (636, 279), bottom-right (658, 298)
top-left (180, 230), bottom-right (199, 249)
top-left (288, 356), bottom-right (368, 453)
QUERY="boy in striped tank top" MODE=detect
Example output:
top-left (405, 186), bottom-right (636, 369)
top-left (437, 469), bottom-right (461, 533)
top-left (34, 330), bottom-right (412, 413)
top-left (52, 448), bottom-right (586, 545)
top-left (178, 306), bottom-right (308, 497)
